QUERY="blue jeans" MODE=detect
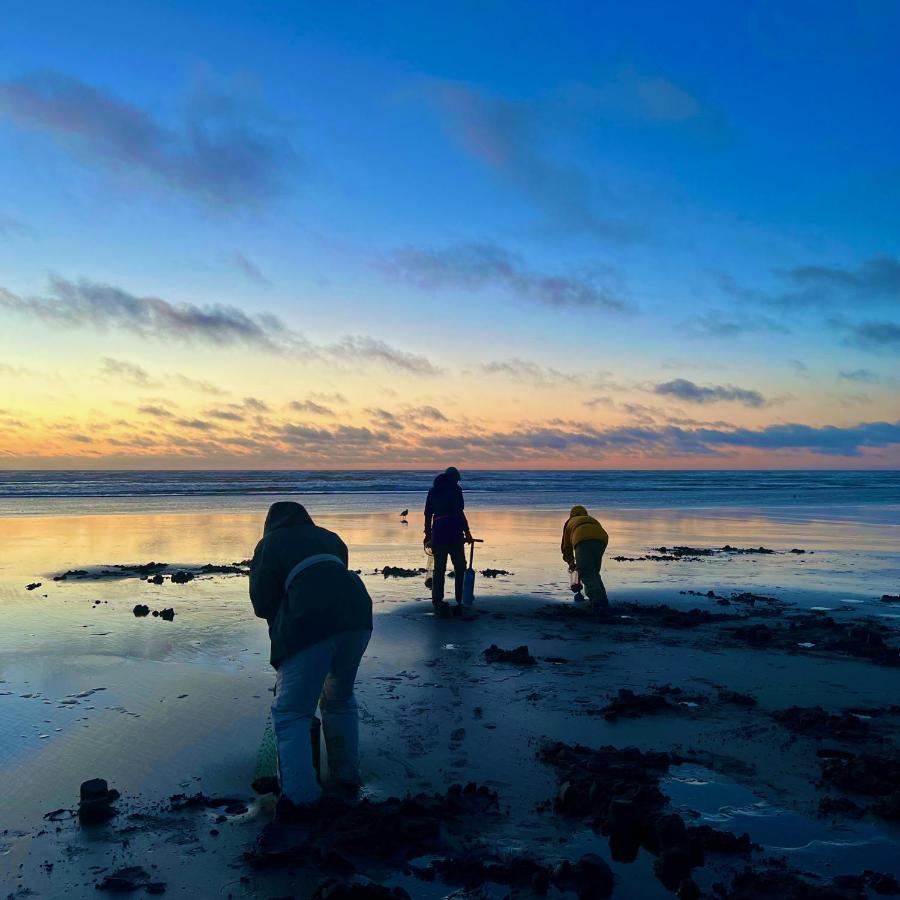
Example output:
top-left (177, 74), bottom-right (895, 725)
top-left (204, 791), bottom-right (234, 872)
top-left (272, 629), bottom-right (371, 805)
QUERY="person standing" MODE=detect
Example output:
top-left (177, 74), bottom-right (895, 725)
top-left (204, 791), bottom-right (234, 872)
top-left (250, 501), bottom-right (373, 819)
top-left (424, 466), bottom-right (473, 616)
top-left (560, 505), bottom-right (610, 608)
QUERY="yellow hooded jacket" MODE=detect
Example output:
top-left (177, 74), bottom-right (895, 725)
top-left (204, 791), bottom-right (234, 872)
top-left (561, 505), bottom-right (608, 565)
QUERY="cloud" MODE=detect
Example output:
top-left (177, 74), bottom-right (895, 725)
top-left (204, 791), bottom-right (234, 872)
top-left (289, 400), bottom-right (335, 416)
top-left (310, 391), bottom-right (347, 404)
top-left (204, 408), bottom-right (244, 421)
top-left (230, 251), bottom-right (271, 287)
top-left (383, 242), bottom-right (629, 312)
top-left (138, 405), bottom-right (172, 418)
top-left (0, 72), bottom-right (292, 208)
top-left (654, 378), bottom-right (766, 407)
top-left (0, 276), bottom-right (304, 352)
top-left (169, 373), bottom-right (229, 396)
top-left (0, 214), bottom-right (28, 238)
top-left (242, 396), bottom-right (270, 412)
top-left (407, 405), bottom-right (448, 422)
top-left (173, 417), bottom-right (216, 431)
top-left (832, 318), bottom-right (900, 350)
top-left (429, 82), bottom-right (636, 239)
top-left (415, 419), bottom-right (900, 459)
top-left (683, 310), bottom-right (790, 338)
top-left (839, 368), bottom-right (898, 387)
top-left (479, 358), bottom-right (583, 386)
top-left (778, 256), bottom-right (900, 306)
top-left (327, 335), bottom-right (443, 376)
top-left (100, 357), bottom-right (155, 386)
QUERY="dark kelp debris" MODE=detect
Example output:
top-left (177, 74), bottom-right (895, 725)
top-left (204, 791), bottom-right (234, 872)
top-left (539, 743), bottom-right (757, 895)
top-left (483, 644), bottom-right (536, 665)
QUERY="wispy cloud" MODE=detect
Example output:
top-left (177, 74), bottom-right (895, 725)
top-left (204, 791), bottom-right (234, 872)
top-left (289, 400), bottom-right (335, 416)
top-left (428, 82), bottom-right (637, 239)
top-left (230, 250), bottom-right (271, 287)
top-left (654, 378), bottom-right (766, 407)
top-left (1, 276), bottom-right (304, 352)
top-left (0, 72), bottom-right (293, 208)
top-left (138, 404), bottom-right (172, 418)
top-left (383, 242), bottom-right (630, 312)
top-left (683, 310), bottom-right (790, 338)
top-left (478, 358), bottom-right (583, 387)
top-left (101, 357), bottom-right (155, 386)
top-left (832, 318), bottom-right (900, 350)
top-left (327, 335), bottom-right (443, 376)
top-left (777, 256), bottom-right (900, 307)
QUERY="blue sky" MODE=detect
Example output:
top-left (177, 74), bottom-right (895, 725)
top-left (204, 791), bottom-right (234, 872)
top-left (0, 1), bottom-right (898, 467)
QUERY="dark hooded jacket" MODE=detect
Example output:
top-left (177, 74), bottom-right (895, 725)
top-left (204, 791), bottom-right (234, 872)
top-left (250, 501), bottom-right (372, 668)
top-left (424, 472), bottom-right (470, 546)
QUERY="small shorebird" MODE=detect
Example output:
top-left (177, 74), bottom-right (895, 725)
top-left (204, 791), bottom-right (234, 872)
top-left (400, 508), bottom-right (408, 522)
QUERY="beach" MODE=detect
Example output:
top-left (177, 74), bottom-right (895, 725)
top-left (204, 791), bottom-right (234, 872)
top-left (2, 472), bottom-right (900, 898)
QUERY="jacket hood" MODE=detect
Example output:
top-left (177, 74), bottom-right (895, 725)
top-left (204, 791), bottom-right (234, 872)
top-left (264, 501), bottom-right (314, 534)
top-left (569, 505), bottom-right (588, 518)
top-left (433, 472), bottom-right (458, 489)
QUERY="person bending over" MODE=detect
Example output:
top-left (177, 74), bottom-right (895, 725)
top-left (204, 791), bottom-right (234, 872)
top-left (250, 501), bottom-right (372, 819)
top-left (424, 466), bottom-right (473, 617)
top-left (561, 505), bottom-right (609, 608)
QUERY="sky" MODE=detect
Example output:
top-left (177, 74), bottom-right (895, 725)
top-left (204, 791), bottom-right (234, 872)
top-left (0, 0), bottom-right (898, 469)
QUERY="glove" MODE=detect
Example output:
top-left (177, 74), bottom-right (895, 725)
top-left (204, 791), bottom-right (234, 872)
top-left (423, 536), bottom-right (432, 549)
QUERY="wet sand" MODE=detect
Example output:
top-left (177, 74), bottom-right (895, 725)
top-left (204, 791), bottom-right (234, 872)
top-left (1, 504), bottom-right (899, 897)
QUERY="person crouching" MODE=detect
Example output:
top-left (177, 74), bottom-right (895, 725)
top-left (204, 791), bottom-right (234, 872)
top-left (561, 505), bottom-right (610, 608)
top-left (250, 501), bottom-right (372, 819)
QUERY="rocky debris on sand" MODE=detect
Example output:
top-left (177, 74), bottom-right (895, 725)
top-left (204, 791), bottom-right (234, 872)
top-left (681, 589), bottom-right (780, 606)
top-left (483, 644), bottom-right (536, 665)
top-left (153, 608), bottom-right (175, 621)
top-left (539, 602), bottom-right (739, 631)
top-left (169, 792), bottom-right (248, 815)
top-left (539, 743), bottom-right (757, 895)
top-left (170, 570), bottom-right (194, 584)
top-left (883, 594), bottom-right (900, 603)
top-left (818, 796), bottom-right (866, 819)
top-left (378, 566), bottom-right (425, 578)
top-left (601, 685), bottom-right (707, 721)
top-left (480, 569), bottom-right (512, 578)
top-left (771, 706), bottom-right (870, 740)
top-left (133, 604), bottom-right (150, 617)
top-left (817, 749), bottom-right (900, 821)
top-left (311, 879), bottom-right (411, 899)
top-left (197, 563), bottom-right (249, 575)
top-left (147, 574), bottom-right (164, 585)
top-left (53, 569), bottom-right (89, 580)
top-left (26, 582), bottom-right (41, 590)
top-left (246, 783), bottom-right (501, 870)
top-left (95, 866), bottom-right (165, 893)
top-left (422, 851), bottom-right (614, 899)
top-left (718, 689), bottom-right (758, 707)
top-left (718, 863), bottom-right (865, 899)
top-left (78, 778), bottom-right (119, 823)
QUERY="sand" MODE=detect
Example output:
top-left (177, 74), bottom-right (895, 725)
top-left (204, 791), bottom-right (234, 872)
top-left (1, 504), bottom-right (899, 897)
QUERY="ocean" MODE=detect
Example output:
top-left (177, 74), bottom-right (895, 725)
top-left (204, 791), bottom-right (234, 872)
top-left (1, 469), bottom-right (898, 516)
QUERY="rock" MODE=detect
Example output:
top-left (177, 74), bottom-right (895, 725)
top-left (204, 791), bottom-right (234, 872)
top-left (882, 595), bottom-right (900, 603)
top-left (772, 706), bottom-right (869, 740)
top-left (96, 866), bottom-right (151, 892)
top-left (53, 569), bottom-right (88, 580)
top-left (311, 879), bottom-right (411, 899)
top-left (78, 777), bottom-right (119, 824)
top-left (26, 582), bottom-right (41, 591)
top-left (170, 571), bottom-right (194, 584)
top-left (600, 688), bottom-right (673, 722)
top-left (480, 569), bottom-right (512, 578)
top-left (379, 566), bottom-right (425, 578)
top-left (148, 574), bottom-right (164, 585)
top-left (553, 853), bottom-right (614, 899)
top-left (483, 644), bottom-right (536, 665)
top-left (159, 608), bottom-right (175, 621)
top-left (718, 689), bottom-right (758, 706)
top-left (132, 604), bottom-right (150, 617)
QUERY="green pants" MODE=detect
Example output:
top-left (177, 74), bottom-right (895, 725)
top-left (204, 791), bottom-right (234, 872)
top-left (574, 538), bottom-right (609, 607)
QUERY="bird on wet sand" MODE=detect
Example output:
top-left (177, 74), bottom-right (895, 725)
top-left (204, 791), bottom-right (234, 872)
top-left (400, 508), bottom-right (408, 524)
